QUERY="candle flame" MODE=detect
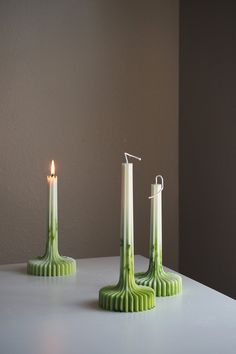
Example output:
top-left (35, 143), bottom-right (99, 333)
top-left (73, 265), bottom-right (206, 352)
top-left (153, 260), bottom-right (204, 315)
top-left (51, 160), bottom-right (55, 176)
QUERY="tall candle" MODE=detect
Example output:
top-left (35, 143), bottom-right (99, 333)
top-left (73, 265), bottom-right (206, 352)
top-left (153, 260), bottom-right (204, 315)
top-left (27, 160), bottom-right (76, 276)
top-left (149, 178), bottom-right (163, 269)
top-left (119, 162), bottom-right (134, 283)
top-left (47, 160), bottom-right (59, 256)
top-left (135, 175), bottom-right (182, 296)
top-left (99, 153), bottom-right (155, 312)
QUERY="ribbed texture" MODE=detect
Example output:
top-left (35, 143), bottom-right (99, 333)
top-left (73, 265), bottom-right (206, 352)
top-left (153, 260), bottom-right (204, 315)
top-left (27, 257), bottom-right (76, 276)
top-left (99, 163), bottom-right (155, 312)
top-left (99, 283), bottom-right (155, 312)
top-left (135, 183), bottom-right (182, 297)
top-left (135, 268), bottom-right (182, 297)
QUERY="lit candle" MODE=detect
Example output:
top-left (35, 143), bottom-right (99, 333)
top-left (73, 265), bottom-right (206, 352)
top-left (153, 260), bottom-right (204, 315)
top-left (27, 160), bottom-right (76, 276)
top-left (47, 160), bottom-right (58, 255)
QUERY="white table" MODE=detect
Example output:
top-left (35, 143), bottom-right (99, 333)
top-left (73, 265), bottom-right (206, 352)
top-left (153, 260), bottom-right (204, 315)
top-left (0, 256), bottom-right (235, 354)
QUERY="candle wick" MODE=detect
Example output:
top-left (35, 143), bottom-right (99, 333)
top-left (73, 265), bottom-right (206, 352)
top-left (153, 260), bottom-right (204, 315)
top-left (124, 152), bottom-right (142, 163)
top-left (149, 175), bottom-right (164, 199)
top-left (155, 175), bottom-right (164, 186)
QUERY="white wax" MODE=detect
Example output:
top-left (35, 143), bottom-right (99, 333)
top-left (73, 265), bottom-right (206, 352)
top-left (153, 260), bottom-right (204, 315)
top-left (150, 183), bottom-right (162, 258)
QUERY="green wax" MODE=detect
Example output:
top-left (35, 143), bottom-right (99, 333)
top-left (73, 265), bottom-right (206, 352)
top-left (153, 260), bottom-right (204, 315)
top-left (27, 172), bottom-right (76, 276)
top-left (135, 182), bottom-right (182, 296)
top-left (99, 163), bottom-right (155, 312)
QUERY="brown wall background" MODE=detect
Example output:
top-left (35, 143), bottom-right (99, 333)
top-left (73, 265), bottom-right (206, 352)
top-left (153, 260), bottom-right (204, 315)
top-left (180, 1), bottom-right (236, 298)
top-left (0, 1), bottom-right (179, 269)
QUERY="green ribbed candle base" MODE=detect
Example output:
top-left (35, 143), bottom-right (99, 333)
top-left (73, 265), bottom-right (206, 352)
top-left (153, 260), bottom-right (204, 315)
top-left (27, 256), bottom-right (76, 276)
top-left (99, 283), bottom-right (155, 312)
top-left (135, 268), bottom-right (182, 297)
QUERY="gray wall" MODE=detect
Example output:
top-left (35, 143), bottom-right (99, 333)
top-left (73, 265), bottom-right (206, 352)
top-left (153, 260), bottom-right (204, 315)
top-left (0, 0), bottom-right (179, 269)
top-left (180, 1), bottom-right (236, 298)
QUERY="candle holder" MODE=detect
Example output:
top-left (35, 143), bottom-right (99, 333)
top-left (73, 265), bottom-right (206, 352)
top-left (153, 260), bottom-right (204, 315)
top-left (135, 176), bottom-right (182, 296)
top-left (99, 155), bottom-right (155, 312)
top-left (27, 160), bottom-right (76, 276)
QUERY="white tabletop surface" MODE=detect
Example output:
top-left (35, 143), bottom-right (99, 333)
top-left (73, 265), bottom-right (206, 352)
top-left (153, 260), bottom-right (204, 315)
top-left (0, 255), bottom-right (235, 354)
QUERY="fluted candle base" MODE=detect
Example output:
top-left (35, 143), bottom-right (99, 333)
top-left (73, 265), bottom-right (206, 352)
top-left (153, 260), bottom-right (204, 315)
top-left (135, 266), bottom-right (182, 297)
top-left (27, 255), bottom-right (76, 276)
top-left (99, 281), bottom-right (155, 312)
top-left (99, 246), bottom-right (155, 312)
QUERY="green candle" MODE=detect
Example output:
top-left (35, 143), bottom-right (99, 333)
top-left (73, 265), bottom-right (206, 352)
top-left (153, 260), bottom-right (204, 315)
top-left (99, 154), bottom-right (155, 312)
top-left (135, 175), bottom-right (182, 296)
top-left (119, 162), bottom-right (137, 291)
top-left (27, 160), bottom-right (76, 276)
top-left (47, 160), bottom-right (59, 259)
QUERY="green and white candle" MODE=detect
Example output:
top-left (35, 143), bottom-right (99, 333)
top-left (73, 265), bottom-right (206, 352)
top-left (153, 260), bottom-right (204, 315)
top-left (149, 177), bottom-right (163, 271)
top-left (27, 160), bottom-right (76, 276)
top-left (135, 175), bottom-right (182, 296)
top-left (99, 153), bottom-right (155, 312)
top-left (47, 160), bottom-right (59, 256)
top-left (119, 161), bottom-right (135, 285)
